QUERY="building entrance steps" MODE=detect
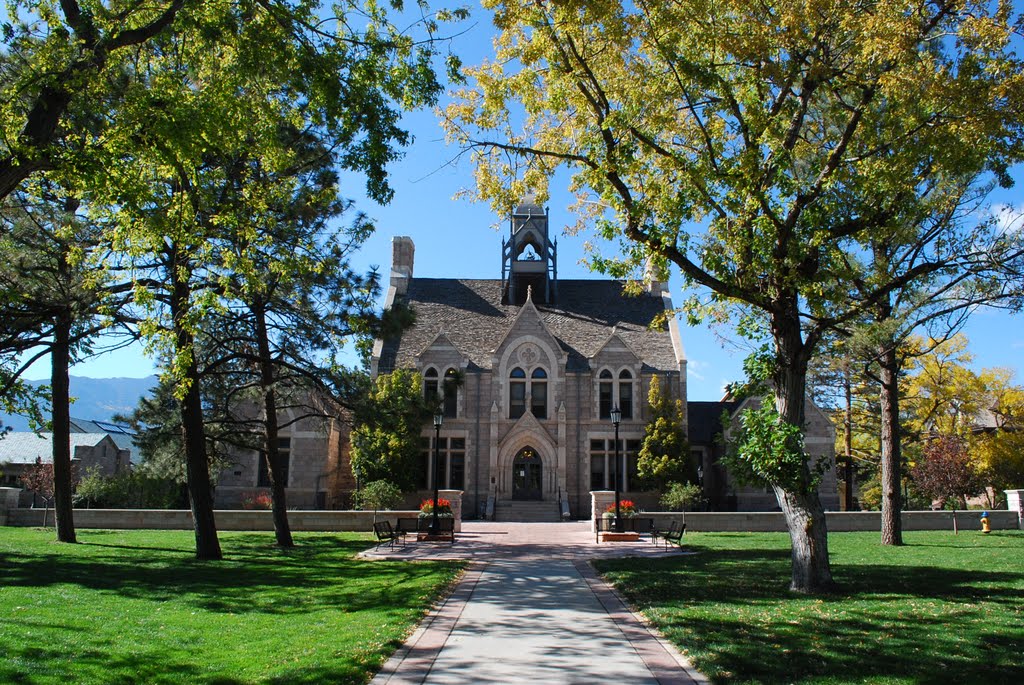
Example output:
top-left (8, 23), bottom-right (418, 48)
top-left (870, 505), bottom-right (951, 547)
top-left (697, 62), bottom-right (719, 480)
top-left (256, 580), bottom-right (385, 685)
top-left (491, 499), bottom-right (561, 522)
top-left (366, 521), bottom-right (707, 684)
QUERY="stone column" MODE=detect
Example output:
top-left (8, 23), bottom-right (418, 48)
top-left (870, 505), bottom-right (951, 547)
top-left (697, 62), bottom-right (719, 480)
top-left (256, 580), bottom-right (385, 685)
top-left (440, 489), bottom-right (464, 532)
top-left (590, 490), bottom-right (616, 532)
top-left (1006, 490), bottom-right (1024, 530)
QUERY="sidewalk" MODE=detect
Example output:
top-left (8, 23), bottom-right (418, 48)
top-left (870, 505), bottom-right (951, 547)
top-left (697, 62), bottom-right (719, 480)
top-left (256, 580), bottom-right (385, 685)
top-left (365, 521), bottom-right (707, 684)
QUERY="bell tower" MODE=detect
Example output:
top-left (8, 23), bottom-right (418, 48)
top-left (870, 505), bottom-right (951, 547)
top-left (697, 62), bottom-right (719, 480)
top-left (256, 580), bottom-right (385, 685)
top-left (501, 199), bottom-right (557, 305)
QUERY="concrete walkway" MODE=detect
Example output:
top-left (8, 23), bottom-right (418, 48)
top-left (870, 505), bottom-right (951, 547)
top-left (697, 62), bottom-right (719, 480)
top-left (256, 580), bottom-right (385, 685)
top-left (365, 521), bottom-right (707, 684)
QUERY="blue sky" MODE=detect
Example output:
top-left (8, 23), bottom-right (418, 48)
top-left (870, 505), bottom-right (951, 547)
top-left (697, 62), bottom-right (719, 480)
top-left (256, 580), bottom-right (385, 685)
top-left (23, 5), bottom-right (1024, 400)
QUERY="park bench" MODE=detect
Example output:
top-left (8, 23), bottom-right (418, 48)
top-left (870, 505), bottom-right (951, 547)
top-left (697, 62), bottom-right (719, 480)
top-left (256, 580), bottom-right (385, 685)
top-left (372, 520), bottom-right (406, 548)
top-left (661, 521), bottom-right (687, 548)
top-left (396, 516), bottom-right (455, 543)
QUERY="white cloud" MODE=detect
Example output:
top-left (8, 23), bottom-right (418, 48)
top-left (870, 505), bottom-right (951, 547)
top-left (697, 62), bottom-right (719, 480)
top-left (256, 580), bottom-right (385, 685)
top-left (687, 359), bottom-right (709, 382)
top-left (993, 204), bottom-right (1024, 235)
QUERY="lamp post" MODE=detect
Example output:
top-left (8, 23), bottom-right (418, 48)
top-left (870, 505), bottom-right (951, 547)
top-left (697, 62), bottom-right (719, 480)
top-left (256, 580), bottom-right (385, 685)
top-left (610, 405), bottom-right (622, 532)
top-left (429, 412), bottom-right (443, 536)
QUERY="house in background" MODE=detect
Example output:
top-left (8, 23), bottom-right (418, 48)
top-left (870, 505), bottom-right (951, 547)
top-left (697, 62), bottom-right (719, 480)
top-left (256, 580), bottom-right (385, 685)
top-left (0, 431), bottom-right (131, 506)
top-left (68, 417), bottom-right (140, 464)
top-left (371, 202), bottom-right (839, 520)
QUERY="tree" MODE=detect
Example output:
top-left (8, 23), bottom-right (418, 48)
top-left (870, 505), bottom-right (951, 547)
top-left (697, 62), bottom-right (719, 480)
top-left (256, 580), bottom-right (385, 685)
top-left (73, 1), bottom-right (458, 560)
top-left (637, 377), bottom-right (692, 489)
top-left (352, 480), bottom-right (403, 524)
top-left (0, 184), bottom-right (134, 543)
top-left (19, 457), bottom-right (69, 526)
top-left (0, 0), bottom-right (190, 200)
top-left (196, 126), bottom-right (386, 548)
top-left (351, 369), bottom-right (432, 492)
top-left (446, 0), bottom-right (1024, 593)
top-left (911, 435), bottom-right (984, 532)
top-left (659, 482), bottom-right (703, 526)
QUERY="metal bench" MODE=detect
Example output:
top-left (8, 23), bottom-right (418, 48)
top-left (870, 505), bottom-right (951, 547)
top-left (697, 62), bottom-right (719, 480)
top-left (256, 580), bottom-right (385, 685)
top-left (661, 521), bottom-right (687, 548)
top-left (372, 520), bottom-right (406, 547)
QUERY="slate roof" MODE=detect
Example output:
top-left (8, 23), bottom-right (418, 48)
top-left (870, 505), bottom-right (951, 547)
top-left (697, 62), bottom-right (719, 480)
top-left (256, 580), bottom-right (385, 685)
top-left (0, 432), bottom-right (111, 465)
top-left (69, 417), bottom-right (137, 454)
top-left (378, 278), bottom-right (681, 373)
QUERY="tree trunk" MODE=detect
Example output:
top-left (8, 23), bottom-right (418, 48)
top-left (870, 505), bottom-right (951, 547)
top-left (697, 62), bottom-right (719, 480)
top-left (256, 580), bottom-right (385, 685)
top-left (255, 303), bottom-right (293, 548)
top-left (843, 364), bottom-right (855, 512)
top-left (772, 311), bottom-right (835, 594)
top-left (50, 308), bottom-right (77, 543)
top-left (171, 255), bottom-right (222, 561)
top-left (878, 341), bottom-right (903, 545)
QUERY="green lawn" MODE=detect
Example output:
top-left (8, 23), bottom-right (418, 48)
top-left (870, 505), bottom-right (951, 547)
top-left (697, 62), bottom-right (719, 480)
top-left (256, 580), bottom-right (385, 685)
top-left (595, 530), bottom-right (1024, 685)
top-left (0, 528), bottom-right (461, 685)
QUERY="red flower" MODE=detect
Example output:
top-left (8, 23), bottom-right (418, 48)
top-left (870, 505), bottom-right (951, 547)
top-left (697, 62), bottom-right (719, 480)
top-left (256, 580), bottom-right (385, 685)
top-left (604, 499), bottom-right (637, 514)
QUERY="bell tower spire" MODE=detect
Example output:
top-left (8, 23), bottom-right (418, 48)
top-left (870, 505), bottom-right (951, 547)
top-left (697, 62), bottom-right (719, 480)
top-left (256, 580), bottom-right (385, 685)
top-left (501, 197), bottom-right (557, 305)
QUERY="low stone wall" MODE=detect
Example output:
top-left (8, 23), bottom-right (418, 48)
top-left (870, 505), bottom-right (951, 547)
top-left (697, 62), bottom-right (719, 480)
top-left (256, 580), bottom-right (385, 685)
top-left (4, 508), bottom-right (422, 532)
top-left (643, 509), bottom-right (1021, 533)
top-left (5, 507), bottom-right (1020, 532)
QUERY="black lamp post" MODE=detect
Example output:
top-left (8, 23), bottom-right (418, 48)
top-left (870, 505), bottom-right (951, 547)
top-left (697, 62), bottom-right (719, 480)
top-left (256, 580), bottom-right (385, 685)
top-left (610, 405), bottom-right (622, 532)
top-left (429, 411), bottom-right (443, 535)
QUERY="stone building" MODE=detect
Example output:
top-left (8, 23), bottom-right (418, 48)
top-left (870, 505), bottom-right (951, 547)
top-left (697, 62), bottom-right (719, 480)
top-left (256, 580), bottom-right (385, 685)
top-left (0, 431), bottom-right (131, 507)
top-left (213, 406), bottom-right (355, 510)
top-left (372, 202), bottom-right (839, 519)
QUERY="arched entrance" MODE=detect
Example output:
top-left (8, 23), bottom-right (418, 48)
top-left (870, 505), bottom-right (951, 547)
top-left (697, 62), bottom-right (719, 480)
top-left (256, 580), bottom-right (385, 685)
top-left (512, 447), bottom-right (543, 500)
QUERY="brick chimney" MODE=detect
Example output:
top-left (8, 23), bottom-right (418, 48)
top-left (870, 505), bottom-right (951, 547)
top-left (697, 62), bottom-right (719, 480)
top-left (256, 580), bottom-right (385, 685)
top-left (391, 236), bottom-right (415, 295)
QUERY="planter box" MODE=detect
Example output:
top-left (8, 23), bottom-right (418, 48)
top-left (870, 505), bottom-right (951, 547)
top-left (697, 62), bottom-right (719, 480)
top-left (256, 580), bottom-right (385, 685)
top-left (599, 531), bottom-right (640, 542)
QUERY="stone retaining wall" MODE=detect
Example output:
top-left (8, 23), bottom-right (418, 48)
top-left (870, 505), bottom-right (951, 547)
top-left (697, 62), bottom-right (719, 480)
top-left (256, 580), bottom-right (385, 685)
top-left (643, 509), bottom-right (1021, 532)
top-left (4, 506), bottom-right (1020, 532)
top-left (4, 508), bottom-right (422, 532)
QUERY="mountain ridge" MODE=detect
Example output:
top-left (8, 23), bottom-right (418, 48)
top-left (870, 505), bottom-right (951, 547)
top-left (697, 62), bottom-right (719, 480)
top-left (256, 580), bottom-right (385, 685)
top-left (1, 376), bottom-right (158, 432)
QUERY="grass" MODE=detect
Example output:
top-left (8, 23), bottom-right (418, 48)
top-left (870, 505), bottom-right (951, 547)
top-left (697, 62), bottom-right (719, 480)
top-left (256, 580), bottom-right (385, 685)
top-left (595, 530), bottom-right (1024, 685)
top-left (0, 528), bottom-right (462, 685)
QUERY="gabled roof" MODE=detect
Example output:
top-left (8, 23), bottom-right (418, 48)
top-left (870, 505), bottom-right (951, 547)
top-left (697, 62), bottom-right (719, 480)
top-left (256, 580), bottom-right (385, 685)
top-left (68, 417), bottom-right (137, 453)
top-left (687, 401), bottom-right (738, 446)
top-left (0, 432), bottom-right (113, 465)
top-left (377, 278), bottom-right (681, 374)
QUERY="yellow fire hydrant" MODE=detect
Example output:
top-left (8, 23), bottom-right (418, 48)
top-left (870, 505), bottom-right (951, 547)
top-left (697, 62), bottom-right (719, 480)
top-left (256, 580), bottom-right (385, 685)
top-left (980, 512), bottom-right (991, 534)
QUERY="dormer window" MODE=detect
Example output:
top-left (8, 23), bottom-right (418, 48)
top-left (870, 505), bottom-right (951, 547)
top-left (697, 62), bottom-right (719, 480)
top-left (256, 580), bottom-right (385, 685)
top-left (509, 367), bottom-right (527, 419)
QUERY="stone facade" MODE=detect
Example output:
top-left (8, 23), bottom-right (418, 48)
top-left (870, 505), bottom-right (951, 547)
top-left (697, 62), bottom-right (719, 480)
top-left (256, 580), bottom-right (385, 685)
top-left (213, 407), bottom-right (354, 510)
top-left (372, 203), bottom-right (839, 519)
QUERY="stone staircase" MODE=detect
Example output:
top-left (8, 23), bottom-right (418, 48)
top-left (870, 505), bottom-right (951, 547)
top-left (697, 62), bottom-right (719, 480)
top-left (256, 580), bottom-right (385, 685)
top-left (492, 499), bottom-right (562, 522)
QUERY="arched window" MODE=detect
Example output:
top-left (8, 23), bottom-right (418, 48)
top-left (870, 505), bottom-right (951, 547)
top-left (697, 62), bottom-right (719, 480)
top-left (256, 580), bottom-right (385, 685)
top-left (509, 367), bottom-right (526, 419)
top-left (423, 368), bottom-right (439, 401)
top-left (599, 369), bottom-right (614, 419)
top-left (619, 370), bottom-right (633, 419)
top-left (443, 368), bottom-right (459, 418)
top-left (531, 368), bottom-right (548, 419)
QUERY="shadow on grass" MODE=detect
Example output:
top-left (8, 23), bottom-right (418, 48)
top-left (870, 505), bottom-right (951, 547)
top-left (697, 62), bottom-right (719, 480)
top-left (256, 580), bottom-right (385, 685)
top-left (3, 531), bottom-right (460, 617)
top-left (596, 539), bottom-right (1024, 684)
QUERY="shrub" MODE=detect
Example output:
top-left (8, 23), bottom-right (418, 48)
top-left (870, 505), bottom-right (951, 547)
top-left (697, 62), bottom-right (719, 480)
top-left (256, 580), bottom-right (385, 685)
top-left (240, 491), bottom-right (273, 510)
top-left (351, 480), bottom-right (403, 512)
top-left (659, 482), bottom-right (704, 512)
